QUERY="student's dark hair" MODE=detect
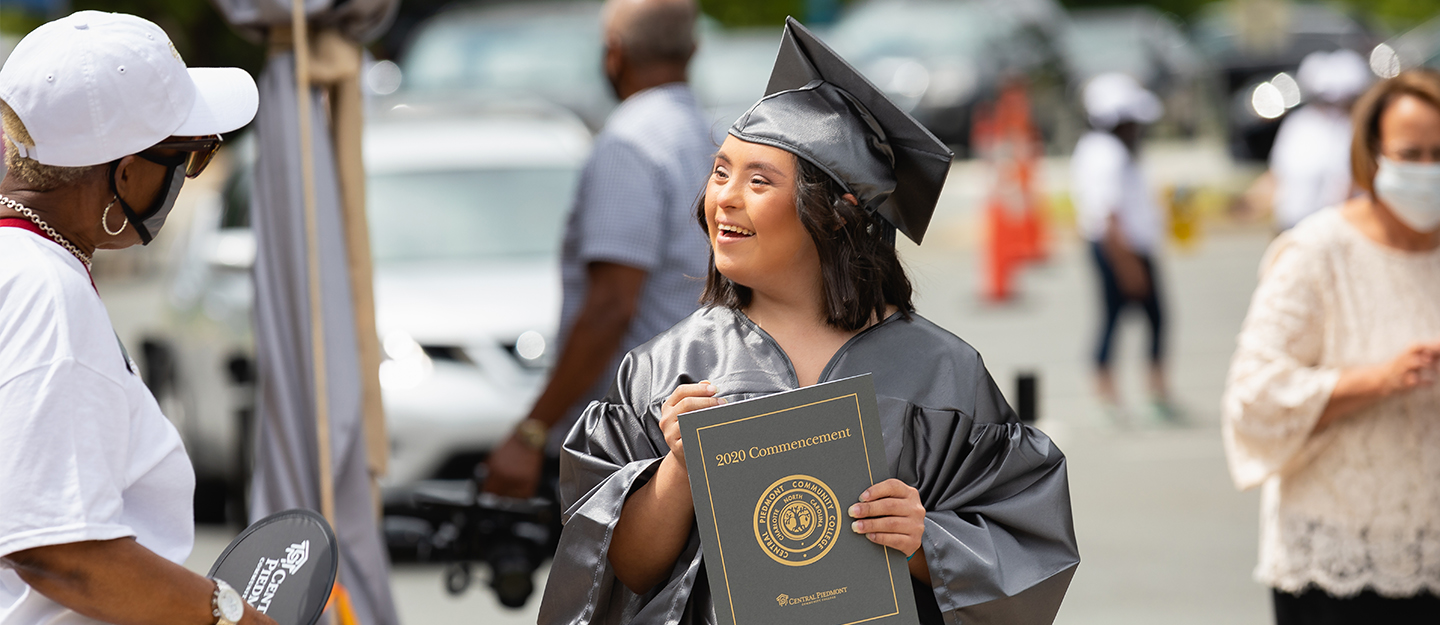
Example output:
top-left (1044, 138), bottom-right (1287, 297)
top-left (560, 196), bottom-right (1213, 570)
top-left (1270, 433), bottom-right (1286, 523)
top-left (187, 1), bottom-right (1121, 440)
top-left (695, 157), bottom-right (914, 332)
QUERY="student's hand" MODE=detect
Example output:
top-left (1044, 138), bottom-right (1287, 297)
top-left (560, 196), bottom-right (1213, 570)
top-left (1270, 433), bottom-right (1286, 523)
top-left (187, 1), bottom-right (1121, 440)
top-left (658, 381), bottom-right (725, 468)
top-left (848, 479), bottom-right (926, 558)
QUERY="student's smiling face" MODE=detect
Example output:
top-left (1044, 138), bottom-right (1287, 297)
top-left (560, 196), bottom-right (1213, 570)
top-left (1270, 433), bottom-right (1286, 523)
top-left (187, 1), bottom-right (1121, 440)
top-left (703, 136), bottom-right (820, 292)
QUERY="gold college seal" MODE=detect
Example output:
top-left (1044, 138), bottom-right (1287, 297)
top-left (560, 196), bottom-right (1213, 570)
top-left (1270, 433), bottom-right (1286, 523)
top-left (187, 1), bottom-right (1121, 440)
top-left (753, 475), bottom-right (841, 566)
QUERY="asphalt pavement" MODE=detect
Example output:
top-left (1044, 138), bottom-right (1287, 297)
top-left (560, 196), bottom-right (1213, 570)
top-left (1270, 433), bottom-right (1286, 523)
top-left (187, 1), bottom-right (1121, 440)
top-left (174, 226), bottom-right (1273, 624)
top-left (902, 228), bottom-right (1272, 624)
top-left (134, 139), bottom-right (1278, 623)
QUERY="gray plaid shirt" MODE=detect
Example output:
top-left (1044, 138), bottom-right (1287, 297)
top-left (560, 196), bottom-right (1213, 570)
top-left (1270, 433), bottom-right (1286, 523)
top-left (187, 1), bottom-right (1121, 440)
top-left (554, 83), bottom-right (714, 443)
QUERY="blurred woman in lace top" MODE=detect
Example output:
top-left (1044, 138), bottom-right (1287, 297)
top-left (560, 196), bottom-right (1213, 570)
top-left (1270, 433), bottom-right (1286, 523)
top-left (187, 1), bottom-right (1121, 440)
top-left (1222, 69), bottom-right (1440, 624)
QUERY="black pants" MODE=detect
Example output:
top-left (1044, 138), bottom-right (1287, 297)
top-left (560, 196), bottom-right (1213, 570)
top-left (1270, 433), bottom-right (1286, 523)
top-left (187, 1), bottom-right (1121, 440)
top-left (1090, 241), bottom-right (1163, 368)
top-left (1273, 587), bottom-right (1440, 625)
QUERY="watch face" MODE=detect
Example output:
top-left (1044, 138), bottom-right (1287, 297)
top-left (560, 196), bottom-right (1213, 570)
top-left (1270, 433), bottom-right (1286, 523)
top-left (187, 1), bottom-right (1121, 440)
top-left (218, 587), bottom-right (245, 621)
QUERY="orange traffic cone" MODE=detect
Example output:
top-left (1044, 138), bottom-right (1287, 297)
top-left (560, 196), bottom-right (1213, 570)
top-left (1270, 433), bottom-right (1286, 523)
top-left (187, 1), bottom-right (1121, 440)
top-left (977, 78), bottom-right (1049, 301)
top-left (324, 582), bottom-right (361, 625)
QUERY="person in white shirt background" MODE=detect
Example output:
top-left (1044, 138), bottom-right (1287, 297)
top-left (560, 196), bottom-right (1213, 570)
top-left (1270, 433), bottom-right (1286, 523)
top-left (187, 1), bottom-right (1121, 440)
top-left (1071, 73), bottom-right (1176, 422)
top-left (0, 12), bottom-right (274, 625)
top-left (1268, 49), bottom-right (1373, 232)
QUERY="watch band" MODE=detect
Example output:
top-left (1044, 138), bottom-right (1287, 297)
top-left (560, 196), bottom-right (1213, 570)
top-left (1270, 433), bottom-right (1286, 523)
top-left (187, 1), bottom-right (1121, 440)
top-left (211, 578), bottom-right (244, 625)
top-left (515, 418), bottom-right (549, 451)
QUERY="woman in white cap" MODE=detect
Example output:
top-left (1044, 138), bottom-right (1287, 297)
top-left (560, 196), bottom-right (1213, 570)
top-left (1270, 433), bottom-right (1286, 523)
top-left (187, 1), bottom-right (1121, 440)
top-left (1071, 72), bottom-right (1174, 422)
top-left (0, 11), bottom-right (271, 625)
top-left (1223, 69), bottom-right (1440, 624)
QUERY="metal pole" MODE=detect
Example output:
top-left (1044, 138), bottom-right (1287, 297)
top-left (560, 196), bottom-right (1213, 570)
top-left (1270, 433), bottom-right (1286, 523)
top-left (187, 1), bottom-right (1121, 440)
top-left (1015, 371), bottom-right (1038, 424)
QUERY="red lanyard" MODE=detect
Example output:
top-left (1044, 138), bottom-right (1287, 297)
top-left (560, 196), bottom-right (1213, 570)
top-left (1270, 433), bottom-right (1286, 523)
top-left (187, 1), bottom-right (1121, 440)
top-left (0, 216), bottom-right (97, 291)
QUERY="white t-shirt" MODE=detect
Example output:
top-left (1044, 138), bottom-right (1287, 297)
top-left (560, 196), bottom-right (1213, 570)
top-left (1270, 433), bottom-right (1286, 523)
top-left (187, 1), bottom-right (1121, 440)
top-left (0, 227), bottom-right (194, 625)
top-left (1269, 104), bottom-right (1353, 230)
top-left (1071, 130), bottom-right (1163, 254)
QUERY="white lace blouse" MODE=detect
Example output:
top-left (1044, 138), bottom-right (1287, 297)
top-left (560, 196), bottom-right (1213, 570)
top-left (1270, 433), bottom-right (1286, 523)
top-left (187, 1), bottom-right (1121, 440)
top-left (1223, 207), bottom-right (1440, 598)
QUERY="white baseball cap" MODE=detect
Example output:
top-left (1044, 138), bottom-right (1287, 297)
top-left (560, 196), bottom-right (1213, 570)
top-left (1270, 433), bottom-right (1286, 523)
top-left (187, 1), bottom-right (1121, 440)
top-left (0, 11), bottom-right (258, 168)
top-left (1297, 49), bottom-right (1371, 104)
top-left (1083, 73), bottom-right (1162, 130)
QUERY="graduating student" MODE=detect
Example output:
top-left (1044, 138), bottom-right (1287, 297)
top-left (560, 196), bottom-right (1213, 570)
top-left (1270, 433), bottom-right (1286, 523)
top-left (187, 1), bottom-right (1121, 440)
top-left (539, 18), bottom-right (1079, 625)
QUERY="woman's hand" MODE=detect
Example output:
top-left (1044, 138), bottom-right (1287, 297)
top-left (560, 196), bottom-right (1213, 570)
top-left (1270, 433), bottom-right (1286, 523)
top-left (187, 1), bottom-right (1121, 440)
top-left (1115, 256), bottom-right (1152, 300)
top-left (1375, 342), bottom-right (1440, 394)
top-left (658, 381), bottom-right (726, 467)
top-left (1103, 215), bottom-right (1151, 299)
top-left (244, 603), bottom-right (280, 625)
top-left (4, 537), bottom-right (280, 625)
top-left (1318, 340), bottom-right (1440, 430)
top-left (848, 479), bottom-right (926, 559)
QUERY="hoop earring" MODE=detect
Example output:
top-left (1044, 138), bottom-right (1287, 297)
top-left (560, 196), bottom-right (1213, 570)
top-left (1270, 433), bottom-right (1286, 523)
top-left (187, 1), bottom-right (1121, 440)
top-left (101, 197), bottom-right (127, 236)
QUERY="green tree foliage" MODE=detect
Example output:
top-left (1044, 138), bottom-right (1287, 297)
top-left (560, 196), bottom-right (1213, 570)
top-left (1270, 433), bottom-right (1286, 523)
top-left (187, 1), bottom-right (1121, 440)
top-left (10, 0), bottom-right (1439, 72)
top-left (0, 9), bottom-right (48, 39)
top-left (1058, 0), bottom-right (1440, 30)
top-left (1335, 0), bottom-right (1440, 31)
top-left (76, 0), bottom-right (265, 75)
top-left (1059, 0), bottom-right (1212, 19)
top-left (700, 0), bottom-right (809, 27)
top-left (0, 1), bottom-right (267, 75)
top-left (705, 0), bottom-right (1436, 30)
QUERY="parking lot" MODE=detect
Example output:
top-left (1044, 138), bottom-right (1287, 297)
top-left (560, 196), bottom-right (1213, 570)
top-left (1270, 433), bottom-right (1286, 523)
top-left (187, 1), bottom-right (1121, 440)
top-left (118, 144), bottom-right (1280, 623)
top-left (37, 0), bottom-right (1435, 620)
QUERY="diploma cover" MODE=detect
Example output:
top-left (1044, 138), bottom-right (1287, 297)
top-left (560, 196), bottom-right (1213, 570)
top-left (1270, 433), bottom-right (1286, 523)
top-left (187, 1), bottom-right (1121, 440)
top-left (680, 374), bottom-right (920, 625)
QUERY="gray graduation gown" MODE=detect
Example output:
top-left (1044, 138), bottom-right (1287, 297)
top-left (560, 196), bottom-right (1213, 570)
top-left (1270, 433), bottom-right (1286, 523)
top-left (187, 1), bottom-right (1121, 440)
top-left (538, 307), bottom-right (1079, 625)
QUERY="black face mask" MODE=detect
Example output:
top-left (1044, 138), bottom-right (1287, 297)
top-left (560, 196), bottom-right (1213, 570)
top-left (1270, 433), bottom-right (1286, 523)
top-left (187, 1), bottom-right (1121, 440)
top-left (109, 152), bottom-right (185, 245)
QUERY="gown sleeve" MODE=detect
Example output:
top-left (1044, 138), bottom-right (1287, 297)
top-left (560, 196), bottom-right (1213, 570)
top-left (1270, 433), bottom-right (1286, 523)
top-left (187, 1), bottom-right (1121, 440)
top-left (896, 364), bottom-right (1079, 625)
top-left (1220, 233), bottom-right (1339, 490)
top-left (537, 383), bottom-right (714, 625)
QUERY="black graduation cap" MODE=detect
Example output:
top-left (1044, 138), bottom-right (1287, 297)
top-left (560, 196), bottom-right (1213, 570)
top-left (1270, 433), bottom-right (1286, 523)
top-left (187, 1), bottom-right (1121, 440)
top-left (730, 16), bottom-right (954, 244)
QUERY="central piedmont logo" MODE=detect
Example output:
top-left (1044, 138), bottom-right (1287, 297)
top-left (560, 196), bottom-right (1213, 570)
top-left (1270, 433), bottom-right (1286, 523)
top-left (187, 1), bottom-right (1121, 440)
top-left (775, 586), bottom-right (849, 607)
top-left (753, 474), bottom-right (841, 566)
top-left (241, 540), bottom-right (310, 614)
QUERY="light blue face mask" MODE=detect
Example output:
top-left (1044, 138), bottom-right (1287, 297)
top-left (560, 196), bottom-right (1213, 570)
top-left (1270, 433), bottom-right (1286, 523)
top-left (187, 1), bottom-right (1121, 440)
top-left (1375, 156), bottom-right (1440, 233)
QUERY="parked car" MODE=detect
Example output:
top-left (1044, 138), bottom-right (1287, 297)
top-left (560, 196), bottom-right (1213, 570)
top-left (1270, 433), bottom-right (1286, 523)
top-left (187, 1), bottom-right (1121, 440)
top-left (398, 1), bottom-right (615, 131)
top-left (143, 102), bottom-right (591, 520)
top-left (826, 0), bottom-right (1070, 153)
top-left (1190, 1), bottom-right (1376, 161)
top-left (690, 26), bottom-right (783, 144)
top-left (1062, 6), bottom-right (1208, 136)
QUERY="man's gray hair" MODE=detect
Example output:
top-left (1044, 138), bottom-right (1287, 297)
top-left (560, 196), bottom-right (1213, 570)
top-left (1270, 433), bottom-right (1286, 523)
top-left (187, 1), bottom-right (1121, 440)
top-left (605, 0), bottom-right (698, 66)
top-left (0, 99), bottom-right (97, 191)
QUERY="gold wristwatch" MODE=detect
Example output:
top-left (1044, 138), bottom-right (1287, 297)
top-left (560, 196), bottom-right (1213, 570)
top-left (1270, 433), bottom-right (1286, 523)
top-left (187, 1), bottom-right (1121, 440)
top-left (515, 418), bottom-right (549, 451)
top-left (210, 578), bottom-right (244, 625)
